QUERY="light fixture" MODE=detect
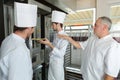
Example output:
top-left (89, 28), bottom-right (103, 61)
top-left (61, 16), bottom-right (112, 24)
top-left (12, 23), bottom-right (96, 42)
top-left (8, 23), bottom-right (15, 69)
top-left (65, 7), bottom-right (75, 14)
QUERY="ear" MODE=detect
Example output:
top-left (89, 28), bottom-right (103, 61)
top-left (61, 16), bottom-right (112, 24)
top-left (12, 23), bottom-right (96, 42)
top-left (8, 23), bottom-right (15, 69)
top-left (103, 24), bottom-right (108, 31)
top-left (27, 27), bottom-right (33, 30)
top-left (26, 27), bottom-right (30, 30)
top-left (56, 23), bottom-right (60, 27)
top-left (25, 27), bottom-right (31, 32)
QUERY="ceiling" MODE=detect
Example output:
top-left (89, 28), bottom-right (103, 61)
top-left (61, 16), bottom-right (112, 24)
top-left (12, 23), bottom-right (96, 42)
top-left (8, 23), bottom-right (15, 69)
top-left (36, 0), bottom-right (120, 26)
top-left (64, 8), bottom-right (95, 26)
top-left (64, 5), bottom-right (120, 26)
top-left (45, 0), bottom-right (77, 12)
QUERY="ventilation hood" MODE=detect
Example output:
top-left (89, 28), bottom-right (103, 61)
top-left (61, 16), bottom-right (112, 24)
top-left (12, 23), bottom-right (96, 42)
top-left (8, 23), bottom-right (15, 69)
top-left (28, 0), bottom-right (51, 15)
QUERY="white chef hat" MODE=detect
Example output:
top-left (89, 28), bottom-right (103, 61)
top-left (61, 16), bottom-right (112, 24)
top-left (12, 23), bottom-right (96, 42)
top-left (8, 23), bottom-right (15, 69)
top-left (52, 10), bottom-right (66, 24)
top-left (14, 2), bottom-right (37, 27)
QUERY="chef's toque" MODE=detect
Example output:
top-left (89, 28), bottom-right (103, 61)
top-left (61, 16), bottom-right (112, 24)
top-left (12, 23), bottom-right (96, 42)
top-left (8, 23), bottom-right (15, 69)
top-left (52, 10), bottom-right (66, 24)
top-left (14, 2), bottom-right (37, 27)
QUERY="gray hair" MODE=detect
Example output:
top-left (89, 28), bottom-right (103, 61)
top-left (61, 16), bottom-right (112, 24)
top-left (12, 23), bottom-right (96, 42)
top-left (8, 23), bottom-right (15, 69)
top-left (99, 16), bottom-right (112, 30)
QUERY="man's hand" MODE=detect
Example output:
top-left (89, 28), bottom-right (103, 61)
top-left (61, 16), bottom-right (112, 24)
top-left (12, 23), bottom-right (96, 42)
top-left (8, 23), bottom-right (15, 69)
top-left (38, 38), bottom-right (50, 45)
top-left (104, 74), bottom-right (115, 80)
top-left (38, 38), bottom-right (54, 49)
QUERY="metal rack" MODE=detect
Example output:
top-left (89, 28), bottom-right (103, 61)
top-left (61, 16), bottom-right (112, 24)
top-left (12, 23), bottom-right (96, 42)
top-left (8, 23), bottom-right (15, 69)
top-left (64, 43), bottom-right (71, 67)
top-left (64, 25), bottom-right (92, 80)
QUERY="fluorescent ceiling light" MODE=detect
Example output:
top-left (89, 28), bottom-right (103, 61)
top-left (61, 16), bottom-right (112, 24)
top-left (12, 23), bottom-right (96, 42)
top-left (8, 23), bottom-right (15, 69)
top-left (65, 7), bottom-right (75, 14)
top-left (76, 8), bottom-right (95, 12)
top-left (111, 5), bottom-right (120, 8)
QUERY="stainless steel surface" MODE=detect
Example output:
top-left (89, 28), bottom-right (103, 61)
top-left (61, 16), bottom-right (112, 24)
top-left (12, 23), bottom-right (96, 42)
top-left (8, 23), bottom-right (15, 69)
top-left (65, 64), bottom-right (83, 80)
top-left (33, 64), bottom-right (42, 80)
top-left (3, 4), bottom-right (14, 37)
top-left (32, 47), bottom-right (43, 67)
top-left (66, 64), bottom-right (81, 74)
top-left (28, 0), bottom-right (51, 13)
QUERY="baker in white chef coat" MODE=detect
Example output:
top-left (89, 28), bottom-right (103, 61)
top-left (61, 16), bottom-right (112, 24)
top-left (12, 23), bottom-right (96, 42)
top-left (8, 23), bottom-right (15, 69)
top-left (0, 2), bottom-right (37, 80)
top-left (58, 16), bottom-right (120, 80)
top-left (39, 10), bottom-right (69, 80)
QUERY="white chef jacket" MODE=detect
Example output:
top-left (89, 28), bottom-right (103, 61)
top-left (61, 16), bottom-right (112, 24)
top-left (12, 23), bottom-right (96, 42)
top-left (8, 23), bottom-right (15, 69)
top-left (80, 35), bottom-right (120, 80)
top-left (48, 30), bottom-right (69, 80)
top-left (0, 33), bottom-right (33, 80)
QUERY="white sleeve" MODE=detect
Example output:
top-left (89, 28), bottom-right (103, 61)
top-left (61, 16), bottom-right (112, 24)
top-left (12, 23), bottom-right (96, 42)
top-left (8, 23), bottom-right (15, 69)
top-left (79, 38), bottom-right (89, 50)
top-left (51, 40), bottom-right (69, 58)
top-left (8, 47), bottom-right (33, 80)
top-left (105, 44), bottom-right (120, 77)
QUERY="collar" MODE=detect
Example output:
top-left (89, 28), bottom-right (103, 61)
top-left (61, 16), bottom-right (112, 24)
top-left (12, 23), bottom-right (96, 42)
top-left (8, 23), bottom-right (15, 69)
top-left (12, 33), bottom-right (25, 43)
top-left (58, 30), bottom-right (64, 34)
top-left (97, 34), bottom-right (112, 41)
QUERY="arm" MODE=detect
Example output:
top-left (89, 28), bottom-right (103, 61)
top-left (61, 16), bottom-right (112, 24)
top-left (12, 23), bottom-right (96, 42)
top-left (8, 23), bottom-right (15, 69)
top-left (104, 74), bottom-right (115, 80)
top-left (39, 38), bottom-right (69, 58)
top-left (51, 39), bottom-right (69, 58)
top-left (104, 43), bottom-right (120, 80)
top-left (58, 34), bottom-right (81, 48)
top-left (38, 38), bottom-right (54, 49)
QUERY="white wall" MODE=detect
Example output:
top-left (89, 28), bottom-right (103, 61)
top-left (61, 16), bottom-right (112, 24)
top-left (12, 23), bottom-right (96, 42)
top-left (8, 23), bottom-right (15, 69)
top-left (96, 0), bottom-right (120, 18)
